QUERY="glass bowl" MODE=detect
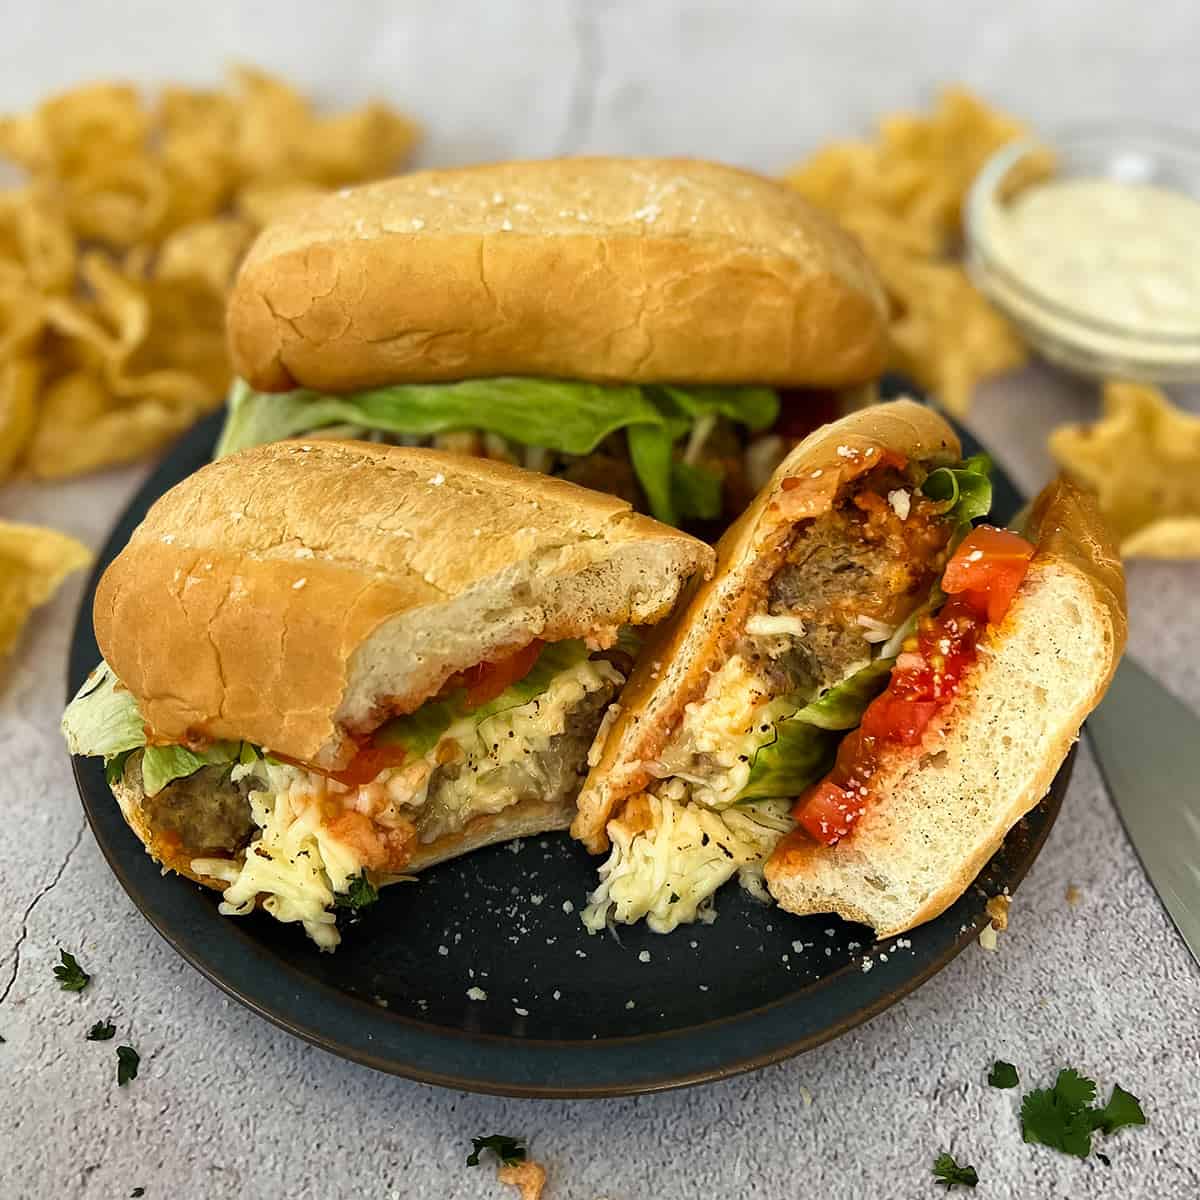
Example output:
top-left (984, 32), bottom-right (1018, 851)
top-left (965, 124), bottom-right (1200, 382)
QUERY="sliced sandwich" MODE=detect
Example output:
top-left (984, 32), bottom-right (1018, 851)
top-left (575, 399), bottom-right (1125, 938)
top-left (218, 157), bottom-right (888, 530)
top-left (63, 440), bottom-right (712, 949)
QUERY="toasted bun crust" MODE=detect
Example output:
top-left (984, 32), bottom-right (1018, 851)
top-left (112, 769), bottom-right (573, 892)
top-left (95, 440), bottom-right (712, 769)
top-left (228, 157), bottom-right (888, 393)
top-left (571, 399), bottom-right (961, 852)
top-left (764, 478), bottom-right (1127, 937)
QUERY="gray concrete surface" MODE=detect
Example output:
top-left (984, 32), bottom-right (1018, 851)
top-left (2, 3), bottom-right (1199, 1197)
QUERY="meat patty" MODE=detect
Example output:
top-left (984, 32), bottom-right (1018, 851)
top-left (126, 752), bottom-right (254, 854)
top-left (765, 475), bottom-right (953, 693)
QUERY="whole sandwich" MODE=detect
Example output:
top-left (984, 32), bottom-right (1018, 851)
top-left (576, 399), bottom-right (1126, 937)
top-left (63, 440), bottom-right (712, 949)
top-left (218, 157), bottom-right (888, 530)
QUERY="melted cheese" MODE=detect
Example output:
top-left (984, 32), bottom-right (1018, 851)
top-left (191, 657), bottom-right (621, 950)
top-left (582, 787), bottom-right (793, 934)
top-left (656, 655), bottom-right (792, 809)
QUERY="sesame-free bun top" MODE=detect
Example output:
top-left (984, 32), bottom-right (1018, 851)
top-left (94, 440), bottom-right (713, 770)
top-left (228, 157), bottom-right (889, 393)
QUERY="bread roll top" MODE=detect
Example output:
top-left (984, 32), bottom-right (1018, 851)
top-left (95, 440), bottom-right (713, 769)
top-left (228, 157), bottom-right (889, 393)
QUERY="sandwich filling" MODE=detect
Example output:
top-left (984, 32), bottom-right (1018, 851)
top-left (64, 639), bottom-right (625, 949)
top-left (217, 378), bottom-right (853, 530)
top-left (584, 449), bottom-right (1022, 934)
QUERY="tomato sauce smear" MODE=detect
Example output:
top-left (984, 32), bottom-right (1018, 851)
top-left (793, 526), bottom-right (1035, 846)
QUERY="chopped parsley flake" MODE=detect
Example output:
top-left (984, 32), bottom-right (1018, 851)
top-left (467, 1135), bottom-right (526, 1168)
top-left (87, 1020), bottom-right (116, 1042)
top-left (53, 949), bottom-right (90, 992)
top-left (333, 872), bottom-right (379, 910)
top-left (1020, 1068), bottom-right (1146, 1159)
top-left (932, 1152), bottom-right (978, 1189)
top-left (116, 1045), bottom-right (140, 1087)
top-left (987, 1060), bottom-right (1019, 1089)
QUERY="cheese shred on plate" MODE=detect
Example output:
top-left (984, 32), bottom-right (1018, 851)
top-left (582, 786), bottom-right (794, 934)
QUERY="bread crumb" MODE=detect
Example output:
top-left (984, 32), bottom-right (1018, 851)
top-left (466, 986), bottom-right (487, 1001)
top-left (1066, 884), bottom-right (1082, 906)
top-left (986, 894), bottom-right (1011, 932)
top-left (497, 1160), bottom-right (546, 1200)
top-left (978, 923), bottom-right (999, 951)
top-left (562, 900), bottom-right (574, 915)
top-left (637, 950), bottom-right (651, 963)
top-left (799, 1086), bottom-right (814, 1106)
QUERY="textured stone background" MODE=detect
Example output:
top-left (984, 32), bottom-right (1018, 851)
top-left (2, 3), bottom-right (1199, 1197)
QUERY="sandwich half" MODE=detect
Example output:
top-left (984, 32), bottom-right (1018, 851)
top-left (575, 399), bottom-right (1125, 938)
top-left (218, 157), bottom-right (888, 530)
top-left (63, 440), bottom-right (712, 949)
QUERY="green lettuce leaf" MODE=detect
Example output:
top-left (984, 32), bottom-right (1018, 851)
top-left (670, 461), bottom-right (724, 522)
top-left (62, 665), bottom-right (146, 759)
top-left (922, 453), bottom-right (993, 529)
top-left (737, 657), bottom-right (895, 802)
top-left (140, 742), bottom-right (242, 797)
top-left (216, 377), bottom-right (663, 460)
top-left (656, 385), bottom-right (779, 432)
top-left (217, 377), bottom-right (779, 526)
top-left (375, 640), bottom-right (590, 753)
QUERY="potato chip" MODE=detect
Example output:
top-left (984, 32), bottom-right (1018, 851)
top-left (784, 86), bottom-right (1031, 412)
top-left (0, 66), bottom-right (419, 487)
top-left (154, 217), bottom-right (255, 296)
top-left (1049, 381), bottom-right (1200, 556)
top-left (0, 518), bottom-right (91, 658)
top-left (0, 279), bottom-right (46, 360)
top-left (25, 370), bottom-right (199, 480)
top-left (64, 154), bottom-right (169, 246)
top-left (1119, 518), bottom-right (1200, 559)
top-left (0, 356), bottom-right (40, 480)
top-left (235, 181), bottom-right (328, 229)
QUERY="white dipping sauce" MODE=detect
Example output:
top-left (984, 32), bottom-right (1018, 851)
top-left (984, 178), bottom-right (1200, 337)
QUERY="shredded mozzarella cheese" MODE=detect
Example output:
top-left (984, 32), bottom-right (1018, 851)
top-left (191, 657), bottom-right (622, 950)
top-left (582, 790), bottom-right (793, 934)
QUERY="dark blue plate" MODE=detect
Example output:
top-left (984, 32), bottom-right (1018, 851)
top-left (67, 397), bottom-right (1069, 1097)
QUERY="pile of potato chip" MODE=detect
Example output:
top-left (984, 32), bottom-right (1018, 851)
top-left (0, 66), bottom-right (419, 483)
top-left (1050, 382), bottom-right (1200, 558)
top-left (784, 87), bottom-right (1031, 416)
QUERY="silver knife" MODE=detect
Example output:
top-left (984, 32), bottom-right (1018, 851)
top-left (1087, 657), bottom-right (1200, 966)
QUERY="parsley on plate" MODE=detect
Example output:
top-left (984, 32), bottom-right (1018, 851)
top-left (467, 1135), bottom-right (527, 1168)
top-left (932, 1152), bottom-right (978, 1189)
top-left (116, 1045), bottom-right (140, 1086)
top-left (53, 949), bottom-right (90, 992)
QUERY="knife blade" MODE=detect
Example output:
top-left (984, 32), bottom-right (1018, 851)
top-left (1087, 656), bottom-right (1200, 966)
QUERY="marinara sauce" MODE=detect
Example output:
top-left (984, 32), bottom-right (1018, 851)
top-left (793, 526), bottom-right (1036, 845)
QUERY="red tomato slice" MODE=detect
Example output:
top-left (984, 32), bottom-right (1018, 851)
top-left (326, 743), bottom-right (410, 789)
top-left (860, 692), bottom-right (941, 746)
top-left (941, 526), bottom-right (1035, 626)
top-left (795, 780), bottom-right (863, 846)
top-left (461, 640), bottom-right (544, 708)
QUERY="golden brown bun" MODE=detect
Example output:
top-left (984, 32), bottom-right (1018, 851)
top-left (95, 439), bottom-right (712, 769)
top-left (572, 399), bottom-right (960, 852)
top-left (228, 157), bottom-right (889, 392)
top-left (765, 477), bottom-right (1127, 937)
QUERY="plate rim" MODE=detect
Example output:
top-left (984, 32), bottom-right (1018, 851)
top-left (66, 405), bottom-right (1069, 1098)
